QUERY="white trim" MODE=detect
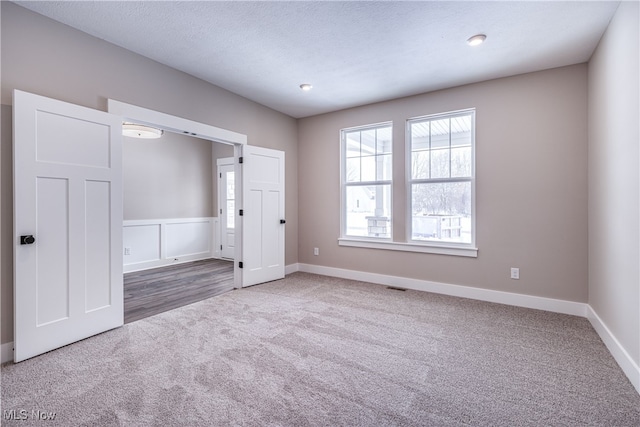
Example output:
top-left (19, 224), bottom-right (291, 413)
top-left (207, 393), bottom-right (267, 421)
top-left (108, 100), bottom-right (247, 146)
top-left (338, 238), bottom-right (478, 258)
top-left (2, 342), bottom-right (14, 364)
top-left (297, 263), bottom-right (585, 316)
top-left (587, 306), bottom-right (640, 394)
top-left (285, 263), bottom-right (300, 275)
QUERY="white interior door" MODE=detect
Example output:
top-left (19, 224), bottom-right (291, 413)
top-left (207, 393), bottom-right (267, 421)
top-left (13, 90), bottom-right (123, 362)
top-left (218, 160), bottom-right (235, 259)
top-left (241, 145), bottom-right (285, 287)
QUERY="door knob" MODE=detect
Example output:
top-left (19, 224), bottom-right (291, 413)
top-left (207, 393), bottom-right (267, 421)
top-left (20, 235), bottom-right (35, 245)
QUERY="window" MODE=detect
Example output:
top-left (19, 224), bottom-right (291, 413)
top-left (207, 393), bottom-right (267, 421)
top-left (408, 110), bottom-right (475, 246)
top-left (341, 123), bottom-right (392, 239)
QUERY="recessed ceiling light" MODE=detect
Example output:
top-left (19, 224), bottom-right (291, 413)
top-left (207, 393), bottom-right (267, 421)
top-left (299, 83), bottom-right (313, 91)
top-left (467, 34), bottom-right (487, 46)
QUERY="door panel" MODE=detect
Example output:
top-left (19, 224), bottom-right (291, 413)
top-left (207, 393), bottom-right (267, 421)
top-left (35, 177), bottom-right (70, 325)
top-left (85, 180), bottom-right (113, 312)
top-left (14, 90), bottom-right (123, 362)
top-left (241, 146), bottom-right (285, 287)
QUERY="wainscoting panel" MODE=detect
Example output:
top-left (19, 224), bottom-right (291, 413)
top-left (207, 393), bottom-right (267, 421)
top-left (123, 217), bottom-right (217, 273)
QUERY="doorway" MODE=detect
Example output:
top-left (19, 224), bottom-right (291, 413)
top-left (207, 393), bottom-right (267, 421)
top-left (121, 131), bottom-right (235, 323)
top-left (13, 91), bottom-right (285, 361)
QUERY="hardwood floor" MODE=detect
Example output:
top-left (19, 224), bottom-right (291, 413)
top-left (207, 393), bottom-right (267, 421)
top-left (124, 258), bottom-right (234, 324)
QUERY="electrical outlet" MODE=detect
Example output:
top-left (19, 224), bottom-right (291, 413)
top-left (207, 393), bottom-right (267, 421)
top-left (124, 247), bottom-right (131, 256)
top-left (510, 267), bottom-right (520, 280)
top-left (313, 247), bottom-right (319, 256)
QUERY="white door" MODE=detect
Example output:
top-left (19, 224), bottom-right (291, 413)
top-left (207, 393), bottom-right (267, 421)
top-left (218, 160), bottom-right (235, 259)
top-left (13, 90), bottom-right (123, 362)
top-left (241, 145), bottom-right (285, 287)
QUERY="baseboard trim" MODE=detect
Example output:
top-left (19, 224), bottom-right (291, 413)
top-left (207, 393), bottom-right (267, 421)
top-left (1, 341), bottom-right (14, 364)
top-left (297, 263), bottom-right (587, 316)
top-left (295, 263), bottom-right (640, 395)
top-left (5, 263), bottom-right (638, 396)
top-left (285, 263), bottom-right (300, 275)
top-left (587, 306), bottom-right (640, 394)
top-left (124, 253), bottom-right (215, 273)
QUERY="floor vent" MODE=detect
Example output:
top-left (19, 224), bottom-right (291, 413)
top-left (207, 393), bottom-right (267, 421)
top-left (386, 286), bottom-right (407, 291)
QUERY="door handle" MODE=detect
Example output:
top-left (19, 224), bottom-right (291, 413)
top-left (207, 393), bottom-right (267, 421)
top-left (20, 235), bottom-right (35, 245)
top-left (280, 219), bottom-right (286, 224)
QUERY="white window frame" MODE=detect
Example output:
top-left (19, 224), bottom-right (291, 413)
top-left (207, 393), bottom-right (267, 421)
top-left (405, 109), bottom-right (477, 257)
top-left (340, 122), bottom-right (393, 241)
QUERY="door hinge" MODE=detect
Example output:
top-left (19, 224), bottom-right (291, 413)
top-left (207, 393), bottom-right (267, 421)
top-left (219, 172), bottom-right (222, 178)
top-left (239, 209), bottom-right (244, 216)
top-left (239, 262), bottom-right (243, 269)
top-left (239, 157), bottom-right (243, 164)
top-left (220, 245), bottom-right (222, 251)
top-left (220, 208), bottom-right (222, 214)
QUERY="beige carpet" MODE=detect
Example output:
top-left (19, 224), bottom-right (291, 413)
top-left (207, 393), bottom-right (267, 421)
top-left (2, 272), bottom-right (639, 426)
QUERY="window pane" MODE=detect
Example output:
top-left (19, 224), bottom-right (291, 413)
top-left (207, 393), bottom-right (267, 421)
top-left (346, 185), bottom-right (391, 238)
top-left (412, 151), bottom-right (430, 179)
top-left (451, 146), bottom-right (471, 177)
top-left (430, 148), bottom-right (450, 178)
top-left (361, 129), bottom-right (376, 155)
top-left (346, 132), bottom-right (361, 157)
top-left (377, 154), bottom-right (392, 181)
top-left (451, 115), bottom-right (471, 137)
top-left (376, 127), bottom-right (392, 154)
top-left (226, 171), bottom-right (235, 199)
top-left (361, 155), bottom-right (376, 182)
top-left (430, 118), bottom-right (450, 139)
top-left (411, 122), bottom-right (430, 144)
top-left (411, 182), bottom-right (471, 243)
top-left (346, 157), bottom-right (360, 182)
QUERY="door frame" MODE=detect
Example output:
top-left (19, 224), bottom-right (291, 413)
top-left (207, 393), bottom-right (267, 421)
top-left (217, 157), bottom-right (235, 260)
top-left (107, 100), bottom-right (246, 288)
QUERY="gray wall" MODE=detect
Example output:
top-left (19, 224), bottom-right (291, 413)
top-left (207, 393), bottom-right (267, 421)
top-left (0, 2), bottom-right (298, 344)
top-left (124, 132), bottom-right (214, 220)
top-left (298, 64), bottom-right (588, 302)
top-left (588, 1), bottom-right (640, 369)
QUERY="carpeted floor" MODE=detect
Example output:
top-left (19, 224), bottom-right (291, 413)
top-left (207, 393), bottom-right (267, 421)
top-left (2, 272), bottom-right (639, 426)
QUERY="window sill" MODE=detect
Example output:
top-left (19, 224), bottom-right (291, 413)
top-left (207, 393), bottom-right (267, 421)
top-left (338, 238), bottom-right (478, 258)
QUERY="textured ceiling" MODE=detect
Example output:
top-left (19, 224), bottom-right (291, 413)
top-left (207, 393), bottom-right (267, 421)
top-left (15, 1), bottom-right (619, 118)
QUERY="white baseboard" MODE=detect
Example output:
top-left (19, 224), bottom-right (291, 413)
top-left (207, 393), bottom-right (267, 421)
top-left (297, 263), bottom-right (587, 316)
top-left (285, 263), bottom-right (300, 275)
top-left (124, 253), bottom-right (216, 273)
top-left (5, 262), bottom-right (638, 397)
top-left (295, 263), bottom-right (640, 395)
top-left (587, 306), bottom-right (640, 394)
top-left (1, 341), bottom-right (13, 364)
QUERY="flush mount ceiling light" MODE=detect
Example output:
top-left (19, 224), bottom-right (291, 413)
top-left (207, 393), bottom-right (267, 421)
top-left (122, 123), bottom-right (164, 139)
top-left (299, 83), bottom-right (313, 91)
top-left (466, 34), bottom-right (487, 46)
